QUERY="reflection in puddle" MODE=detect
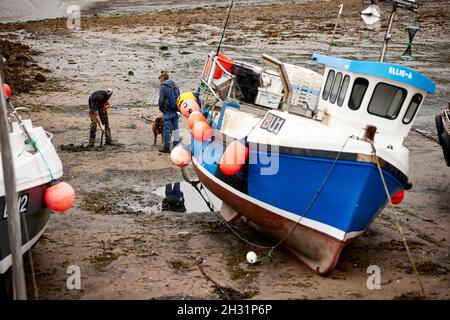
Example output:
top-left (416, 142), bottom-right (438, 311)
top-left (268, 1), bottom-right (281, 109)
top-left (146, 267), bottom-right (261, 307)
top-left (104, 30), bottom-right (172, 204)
top-left (153, 181), bottom-right (222, 213)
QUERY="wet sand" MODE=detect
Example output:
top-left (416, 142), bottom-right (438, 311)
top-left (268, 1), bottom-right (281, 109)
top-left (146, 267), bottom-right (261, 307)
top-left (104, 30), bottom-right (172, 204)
top-left (0, 0), bottom-right (449, 299)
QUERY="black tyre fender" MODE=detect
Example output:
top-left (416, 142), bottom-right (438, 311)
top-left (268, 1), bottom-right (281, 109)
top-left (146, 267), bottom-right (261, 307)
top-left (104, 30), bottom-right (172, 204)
top-left (435, 114), bottom-right (444, 145)
top-left (440, 131), bottom-right (450, 167)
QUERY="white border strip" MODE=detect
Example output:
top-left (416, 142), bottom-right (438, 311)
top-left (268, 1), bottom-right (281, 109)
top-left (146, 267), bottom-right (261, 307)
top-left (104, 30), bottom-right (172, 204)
top-left (0, 222), bottom-right (48, 274)
top-left (193, 157), bottom-right (364, 241)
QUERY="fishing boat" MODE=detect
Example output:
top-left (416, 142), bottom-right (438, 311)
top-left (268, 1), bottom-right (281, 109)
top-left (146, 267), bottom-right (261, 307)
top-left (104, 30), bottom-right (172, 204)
top-left (0, 82), bottom-right (72, 289)
top-left (435, 103), bottom-right (450, 166)
top-left (173, 0), bottom-right (436, 274)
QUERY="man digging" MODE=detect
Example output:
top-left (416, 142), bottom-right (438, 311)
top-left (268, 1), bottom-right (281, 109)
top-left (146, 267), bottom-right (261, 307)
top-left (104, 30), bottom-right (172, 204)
top-left (88, 89), bottom-right (113, 147)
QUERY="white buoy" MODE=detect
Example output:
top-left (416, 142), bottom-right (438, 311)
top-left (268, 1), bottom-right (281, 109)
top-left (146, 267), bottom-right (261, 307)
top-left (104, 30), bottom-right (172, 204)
top-left (246, 251), bottom-right (257, 264)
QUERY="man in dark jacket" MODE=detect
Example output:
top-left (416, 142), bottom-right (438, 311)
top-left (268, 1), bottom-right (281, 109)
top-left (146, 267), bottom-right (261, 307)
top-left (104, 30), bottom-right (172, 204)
top-left (158, 72), bottom-right (180, 153)
top-left (88, 89), bottom-right (113, 147)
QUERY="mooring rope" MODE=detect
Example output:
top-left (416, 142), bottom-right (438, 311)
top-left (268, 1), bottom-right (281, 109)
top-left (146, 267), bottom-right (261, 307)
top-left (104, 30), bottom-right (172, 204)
top-left (15, 134), bottom-right (54, 299)
top-left (182, 136), bottom-right (352, 262)
top-left (180, 167), bottom-right (215, 212)
top-left (182, 136), bottom-right (427, 289)
top-left (247, 135), bottom-right (353, 263)
top-left (369, 142), bottom-right (426, 298)
top-left (20, 212), bottom-right (39, 300)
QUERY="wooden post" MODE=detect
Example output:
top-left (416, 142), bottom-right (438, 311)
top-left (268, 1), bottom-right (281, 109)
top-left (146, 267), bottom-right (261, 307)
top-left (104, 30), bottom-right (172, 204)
top-left (0, 61), bottom-right (27, 300)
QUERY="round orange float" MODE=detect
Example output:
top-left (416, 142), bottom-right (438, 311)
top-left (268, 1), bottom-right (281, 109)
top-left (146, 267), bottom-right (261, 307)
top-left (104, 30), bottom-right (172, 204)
top-left (192, 121), bottom-right (213, 142)
top-left (44, 182), bottom-right (75, 212)
top-left (219, 141), bottom-right (248, 175)
top-left (391, 190), bottom-right (404, 205)
top-left (188, 111), bottom-right (206, 129)
top-left (170, 144), bottom-right (192, 168)
top-left (3, 83), bottom-right (11, 99)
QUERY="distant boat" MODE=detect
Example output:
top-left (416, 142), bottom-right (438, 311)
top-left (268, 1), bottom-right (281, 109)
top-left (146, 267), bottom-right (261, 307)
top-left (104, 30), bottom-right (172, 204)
top-left (181, 0), bottom-right (436, 274)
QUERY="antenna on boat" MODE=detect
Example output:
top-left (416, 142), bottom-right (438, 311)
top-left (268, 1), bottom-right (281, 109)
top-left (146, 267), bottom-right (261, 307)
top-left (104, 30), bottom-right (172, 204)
top-left (362, 0), bottom-right (420, 62)
top-left (0, 57), bottom-right (27, 300)
top-left (216, 0), bottom-right (235, 56)
top-left (379, 3), bottom-right (397, 62)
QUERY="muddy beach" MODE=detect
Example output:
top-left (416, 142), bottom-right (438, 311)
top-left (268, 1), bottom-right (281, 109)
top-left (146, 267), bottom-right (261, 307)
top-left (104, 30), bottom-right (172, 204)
top-left (0, 0), bottom-right (449, 300)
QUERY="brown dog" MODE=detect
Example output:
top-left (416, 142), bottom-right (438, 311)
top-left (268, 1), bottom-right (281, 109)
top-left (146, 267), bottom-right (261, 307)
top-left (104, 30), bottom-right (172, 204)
top-left (152, 116), bottom-right (173, 146)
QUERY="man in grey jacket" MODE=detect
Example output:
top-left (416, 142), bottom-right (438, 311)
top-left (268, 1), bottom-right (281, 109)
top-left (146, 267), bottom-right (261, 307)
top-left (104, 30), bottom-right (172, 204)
top-left (158, 71), bottom-right (180, 153)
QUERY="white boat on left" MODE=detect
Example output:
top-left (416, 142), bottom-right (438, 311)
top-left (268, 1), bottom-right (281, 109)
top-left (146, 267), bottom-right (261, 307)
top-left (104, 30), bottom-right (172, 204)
top-left (0, 83), bottom-right (65, 284)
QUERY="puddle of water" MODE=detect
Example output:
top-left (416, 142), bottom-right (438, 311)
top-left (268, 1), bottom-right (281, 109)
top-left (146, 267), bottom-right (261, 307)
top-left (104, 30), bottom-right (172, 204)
top-left (153, 181), bottom-right (222, 213)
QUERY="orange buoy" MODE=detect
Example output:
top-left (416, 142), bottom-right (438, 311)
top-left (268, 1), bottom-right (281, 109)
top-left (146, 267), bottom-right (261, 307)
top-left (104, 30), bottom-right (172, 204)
top-left (3, 83), bottom-right (11, 99)
top-left (192, 121), bottom-right (213, 142)
top-left (180, 99), bottom-right (200, 118)
top-left (170, 144), bottom-right (191, 168)
top-left (188, 111), bottom-right (206, 129)
top-left (391, 190), bottom-right (404, 205)
top-left (44, 182), bottom-right (75, 212)
top-left (219, 141), bottom-right (249, 175)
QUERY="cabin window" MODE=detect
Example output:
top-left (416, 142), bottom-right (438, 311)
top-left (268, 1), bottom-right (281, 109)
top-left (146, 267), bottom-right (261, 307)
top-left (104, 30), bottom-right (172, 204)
top-left (337, 75), bottom-right (350, 107)
top-left (322, 70), bottom-right (335, 101)
top-left (329, 72), bottom-right (343, 104)
top-left (368, 83), bottom-right (407, 120)
top-left (348, 78), bottom-right (369, 110)
top-left (403, 93), bottom-right (423, 124)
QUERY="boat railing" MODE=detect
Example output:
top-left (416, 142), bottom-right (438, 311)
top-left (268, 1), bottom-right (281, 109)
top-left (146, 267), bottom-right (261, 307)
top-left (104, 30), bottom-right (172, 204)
top-left (200, 52), bottom-right (323, 122)
top-left (45, 130), bottom-right (54, 141)
top-left (8, 107), bottom-right (31, 131)
top-left (11, 107), bottom-right (31, 120)
top-left (200, 78), bottom-right (221, 102)
top-left (262, 54), bottom-right (292, 111)
top-left (262, 54), bottom-right (323, 120)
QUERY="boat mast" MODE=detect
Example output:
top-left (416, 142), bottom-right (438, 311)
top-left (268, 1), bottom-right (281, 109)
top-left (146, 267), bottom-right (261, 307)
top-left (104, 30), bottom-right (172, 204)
top-left (379, 3), bottom-right (397, 62)
top-left (216, 0), bottom-right (235, 56)
top-left (0, 57), bottom-right (27, 300)
top-left (370, 0), bottom-right (420, 62)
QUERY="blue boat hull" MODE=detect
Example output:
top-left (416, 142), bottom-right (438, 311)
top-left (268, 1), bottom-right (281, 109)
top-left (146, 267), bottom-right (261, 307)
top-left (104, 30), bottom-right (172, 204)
top-left (192, 139), bottom-right (404, 274)
top-left (247, 150), bottom-right (403, 235)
